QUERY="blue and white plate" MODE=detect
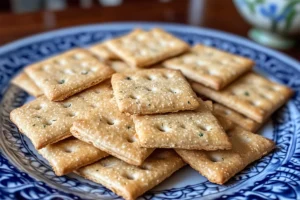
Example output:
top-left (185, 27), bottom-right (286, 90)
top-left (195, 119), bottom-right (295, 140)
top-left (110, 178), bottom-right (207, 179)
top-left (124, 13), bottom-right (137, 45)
top-left (0, 22), bottom-right (299, 200)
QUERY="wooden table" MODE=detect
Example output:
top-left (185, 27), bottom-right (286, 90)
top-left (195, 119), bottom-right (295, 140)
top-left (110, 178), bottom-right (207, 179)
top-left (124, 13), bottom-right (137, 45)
top-left (0, 0), bottom-right (299, 60)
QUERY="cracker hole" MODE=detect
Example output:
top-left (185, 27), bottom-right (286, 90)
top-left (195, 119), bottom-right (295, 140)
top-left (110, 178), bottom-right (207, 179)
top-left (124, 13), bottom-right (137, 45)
top-left (81, 70), bottom-right (89, 75)
top-left (207, 153), bottom-right (223, 162)
top-left (248, 100), bottom-right (257, 106)
top-left (57, 79), bottom-right (65, 84)
top-left (67, 112), bottom-right (76, 117)
top-left (55, 59), bottom-right (67, 65)
top-left (162, 73), bottom-right (170, 79)
top-left (42, 64), bottom-right (52, 71)
top-left (73, 53), bottom-right (84, 60)
top-left (105, 118), bottom-right (115, 125)
top-left (63, 147), bottom-right (74, 153)
top-left (45, 121), bottom-right (52, 126)
top-left (129, 95), bottom-right (138, 100)
top-left (168, 88), bottom-right (180, 94)
top-left (123, 173), bottom-right (135, 180)
top-left (94, 89), bottom-right (101, 94)
top-left (139, 164), bottom-right (151, 170)
top-left (125, 76), bottom-right (132, 80)
top-left (62, 103), bottom-right (72, 108)
top-left (101, 161), bottom-right (116, 168)
top-left (180, 124), bottom-right (186, 129)
top-left (127, 136), bottom-right (136, 143)
top-left (197, 124), bottom-right (209, 131)
top-left (34, 105), bottom-right (42, 110)
top-left (64, 69), bottom-right (74, 75)
top-left (146, 75), bottom-right (156, 81)
top-left (157, 125), bottom-right (167, 132)
top-left (144, 87), bottom-right (152, 92)
top-left (90, 104), bottom-right (97, 108)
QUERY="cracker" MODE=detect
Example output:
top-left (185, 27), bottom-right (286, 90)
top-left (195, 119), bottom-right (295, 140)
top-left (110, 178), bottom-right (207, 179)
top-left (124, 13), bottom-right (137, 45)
top-left (39, 137), bottom-right (108, 176)
top-left (10, 82), bottom-right (112, 149)
top-left (25, 48), bottom-right (114, 101)
top-left (106, 28), bottom-right (189, 68)
top-left (11, 72), bottom-right (43, 97)
top-left (76, 149), bottom-right (186, 200)
top-left (176, 127), bottom-right (275, 184)
top-left (133, 99), bottom-right (231, 150)
top-left (214, 103), bottom-right (262, 132)
top-left (164, 44), bottom-right (254, 90)
top-left (192, 72), bottom-right (293, 123)
top-left (71, 85), bottom-right (154, 166)
top-left (88, 42), bottom-right (119, 60)
top-left (111, 68), bottom-right (199, 114)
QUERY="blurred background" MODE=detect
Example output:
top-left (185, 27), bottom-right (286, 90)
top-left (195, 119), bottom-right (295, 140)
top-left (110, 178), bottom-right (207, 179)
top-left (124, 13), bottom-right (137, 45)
top-left (0, 0), bottom-right (299, 60)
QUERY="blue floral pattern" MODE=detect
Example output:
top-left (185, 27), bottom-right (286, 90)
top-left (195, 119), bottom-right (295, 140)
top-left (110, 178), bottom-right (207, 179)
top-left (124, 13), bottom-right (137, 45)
top-left (0, 23), bottom-right (299, 199)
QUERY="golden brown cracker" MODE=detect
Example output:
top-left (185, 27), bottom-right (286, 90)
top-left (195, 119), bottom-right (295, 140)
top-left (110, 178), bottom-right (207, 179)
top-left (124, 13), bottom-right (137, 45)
top-left (192, 72), bottom-right (293, 123)
top-left (176, 127), bottom-right (275, 184)
top-left (39, 137), bottom-right (108, 176)
top-left (106, 28), bottom-right (189, 68)
top-left (133, 99), bottom-right (231, 150)
top-left (164, 44), bottom-right (254, 90)
top-left (76, 150), bottom-right (186, 200)
top-left (111, 68), bottom-right (199, 114)
top-left (25, 48), bottom-right (114, 101)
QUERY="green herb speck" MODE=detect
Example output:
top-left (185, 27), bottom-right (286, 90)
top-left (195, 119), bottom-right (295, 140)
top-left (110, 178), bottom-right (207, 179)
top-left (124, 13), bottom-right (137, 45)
top-left (81, 71), bottom-right (88, 75)
top-left (43, 125), bottom-right (46, 128)
top-left (126, 77), bottom-right (131, 80)
top-left (244, 91), bottom-right (250, 96)
top-left (32, 124), bottom-right (36, 127)
top-left (188, 101), bottom-right (191, 104)
top-left (199, 133), bottom-right (204, 137)
top-left (148, 104), bottom-right (151, 107)
top-left (127, 126), bottom-right (131, 129)
top-left (58, 79), bottom-right (65, 84)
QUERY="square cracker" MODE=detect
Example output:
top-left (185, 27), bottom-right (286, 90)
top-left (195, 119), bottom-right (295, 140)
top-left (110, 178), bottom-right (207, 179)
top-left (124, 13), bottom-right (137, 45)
top-left (76, 149), bottom-right (186, 200)
top-left (111, 68), bottom-right (199, 114)
top-left (106, 28), bottom-right (189, 68)
top-left (88, 42), bottom-right (119, 60)
top-left (25, 48), bottom-right (114, 101)
top-left (192, 72), bottom-right (293, 123)
top-left (163, 44), bottom-right (254, 90)
top-left (176, 127), bottom-right (275, 184)
top-left (10, 82), bottom-right (112, 149)
top-left (133, 99), bottom-right (231, 150)
top-left (71, 85), bottom-right (154, 166)
top-left (39, 137), bottom-right (108, 176)
top-left (11, 72), bottom-right (43, 97)
top-left (213, 103), bottom-right (262, 132)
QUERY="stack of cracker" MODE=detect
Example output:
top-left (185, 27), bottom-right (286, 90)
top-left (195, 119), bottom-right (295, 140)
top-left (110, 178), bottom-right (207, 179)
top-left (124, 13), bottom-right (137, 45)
top-left (10, 28), bottom-right (292, 200)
